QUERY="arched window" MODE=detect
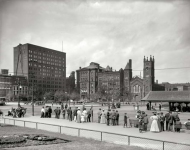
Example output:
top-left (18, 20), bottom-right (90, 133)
top-left (138, 86), bottom-right (141, 93)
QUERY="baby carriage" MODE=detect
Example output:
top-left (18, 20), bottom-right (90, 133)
top-left (138, 117), bottom-right (145, 133)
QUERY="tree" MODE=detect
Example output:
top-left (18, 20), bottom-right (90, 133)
top-left (54, 91), bottom-right (65, 102)
top-left (43, 92), bottom-right (54, 102)
top-left (70, 91), bottom-right (80, 101)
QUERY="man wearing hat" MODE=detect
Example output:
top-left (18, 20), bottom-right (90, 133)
top-left (160, 112), bottom-right (165, 131)
top-left (165, 111), bottom-right (170, 131)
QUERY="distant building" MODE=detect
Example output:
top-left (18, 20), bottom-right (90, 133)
top-left (76, 62), bottom-right (104, 99)
top-left (13, 43), bottom-right (66, 94)
top-left (0, 69), bottom-right (28, 100)
top-left (66, 71), bottom-right (75, 94)
top-left (76, 56), bottom-right (165, 101)
top-left (161, 82), bottom-right (190, 91)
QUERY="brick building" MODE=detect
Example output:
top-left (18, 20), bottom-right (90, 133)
top-left (14, 43), bottom-right (66, 94)
top-left (76, 62), bottom-right (104, 99)
top-left (0, 69), bottom-right (28, 101)
top-left (76, 56), bottom-right (165, 101)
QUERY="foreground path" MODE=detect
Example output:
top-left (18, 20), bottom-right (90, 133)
top-left (1, 116), bottom-right (190, 150)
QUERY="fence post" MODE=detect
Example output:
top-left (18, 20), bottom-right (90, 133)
top-left (24, 121), bottom-right (25, 127)
top-left (4, 118), bottom-right (5, 124)
top-left (60, 126), bottom-right (61, 134)
top-left (163, 141), bottom-right (164, 150)
top-left (14, 120), bottom-right (15, 126)
top-left (78, 129), bottom-right (80, 137)
top-left (36, 123), bottom-right (38, 129)
top-left (101, 132), bottom-right (102, 141)
top-left (128, 136), bottom-right (130, 146)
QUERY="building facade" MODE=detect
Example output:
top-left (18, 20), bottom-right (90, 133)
top-left (76, 56), bottom-right (165, 101)
top-left (0, 69), bottom-right (28, 100)
top-left (14, 43), bottom-right (66, 94)
top-left (76, 62), bottom-right (104, 99)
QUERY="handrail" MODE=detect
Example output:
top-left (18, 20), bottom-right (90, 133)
top-left (3, 117), bottom-right (190, 147)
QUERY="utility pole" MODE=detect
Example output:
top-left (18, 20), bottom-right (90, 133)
top-left (31, 73), bottom-right (34, 116)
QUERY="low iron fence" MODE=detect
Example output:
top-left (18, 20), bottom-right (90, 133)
top-left (2, 118), bottom-right (190, 150)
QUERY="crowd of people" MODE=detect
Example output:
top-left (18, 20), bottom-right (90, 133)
top-left (97, 108), bottom-right (120, 126)
top-left (136, 110), bottom-right (183, 133)
top-left (41, 104), bottom-right (94, 123)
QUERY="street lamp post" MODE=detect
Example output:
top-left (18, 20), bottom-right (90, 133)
top-left (18, 84), bottom-right (22, 107)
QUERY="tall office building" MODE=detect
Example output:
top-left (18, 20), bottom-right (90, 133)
top-left (14, 43), bottom-right (66, 93)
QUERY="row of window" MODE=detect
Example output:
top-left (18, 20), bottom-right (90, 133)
top-left (28, 50), bottom-right (65, 60)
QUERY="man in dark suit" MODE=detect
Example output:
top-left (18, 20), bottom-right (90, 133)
top-left (168, 111), bottom-right (173, 131)
top-left (160, 112), bottom-right (165, 131)
top-left (165, 111), bottom-right (170, 131)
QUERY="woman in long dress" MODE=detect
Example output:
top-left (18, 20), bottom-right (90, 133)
top-left (100, 109), bottom-right (106, 124)
top-left (150, 112), bottom-right (160, 132)
top-left (77, 108), bottom-right (81, 123)
top-left (82, 108), bottom-right (87, 122)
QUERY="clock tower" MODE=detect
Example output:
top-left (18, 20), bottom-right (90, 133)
top-left (143, 55), bottom-right (155, 96)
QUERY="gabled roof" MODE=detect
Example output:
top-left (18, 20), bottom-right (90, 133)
top-left (142, 91), bottom-right (190, 102)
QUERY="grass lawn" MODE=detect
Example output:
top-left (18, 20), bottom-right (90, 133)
top-left (0, 125), bottom-right (152, 150)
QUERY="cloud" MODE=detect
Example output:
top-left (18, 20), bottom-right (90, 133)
top-left (0, 0), bottom-right (189, 83)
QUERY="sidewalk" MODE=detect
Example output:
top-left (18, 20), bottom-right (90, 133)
top-left (2, 115), bottom-right (190, 145)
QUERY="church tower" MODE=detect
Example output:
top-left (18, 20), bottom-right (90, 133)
top-left (143, 55), bottom-right (155, 96)
top-left (124, 59), bottom-right (132, 96)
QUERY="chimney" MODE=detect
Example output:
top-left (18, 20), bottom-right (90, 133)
top-left (156, 80), bottom-right (158, 84)
top-left (79, 67), bottom-right (81, 69)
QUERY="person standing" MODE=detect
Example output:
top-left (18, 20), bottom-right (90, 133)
top-left (107, 109), bottom-right (110, 126)
top-left (62, 108), bottom-right (66, 119)
top-left (54, 107), bottom-right (58, 119)
top-left (159, 104), bottom-right (162, 111)
top-left (100, 109), bottom-right (106, 124)
top-left (97, 108), bottom-right (102, 123)
top-left (73, 107), bottom-right (78, 122)
top-left (168, 111), bottom-right (173, 131)
top-left (49, 106), bottom-right (52, 118)
top-left (160, 112), bottom-right (165, 131)
top-left (67, 107), bottom-right (70, 120)
top-left (115, 110), bottom-right (119, 125)
top-left (87, 109), bottom-right (91, 122)
top-left (157, 112), bottom-right (162, 132)
top-left (57, 107), bottom-right (61, 119)
top-left (143, 114), bottom-right (149, 131)
top-left (150, 112), bottom-right (160, 132)
top-left (41, 107), bottom-right (45, 118)
top-left (123, 113), bottom-right (129, 128)
top-left (69, 107), bottom-right (73, 121)
top-left (82, 108), bottom-right (87, 122)
top-left (90, 106), bottom-right (93, 122)
top-left (165, 111), bottom-right (170, 131)
top-left (112, 110), bottom-right (116, 126)
top-left (77, 108), bottom-right (81, 123)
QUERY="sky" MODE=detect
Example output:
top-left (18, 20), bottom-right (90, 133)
top-left (0, 0), bottom-right (190, 83)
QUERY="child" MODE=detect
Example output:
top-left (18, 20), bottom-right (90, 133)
top-left (175, 118), bottom-right (182, 132)
top-left (81, 114), bottom-right (85, 123)
top-left (124, 113), bottom-right (129, 128)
